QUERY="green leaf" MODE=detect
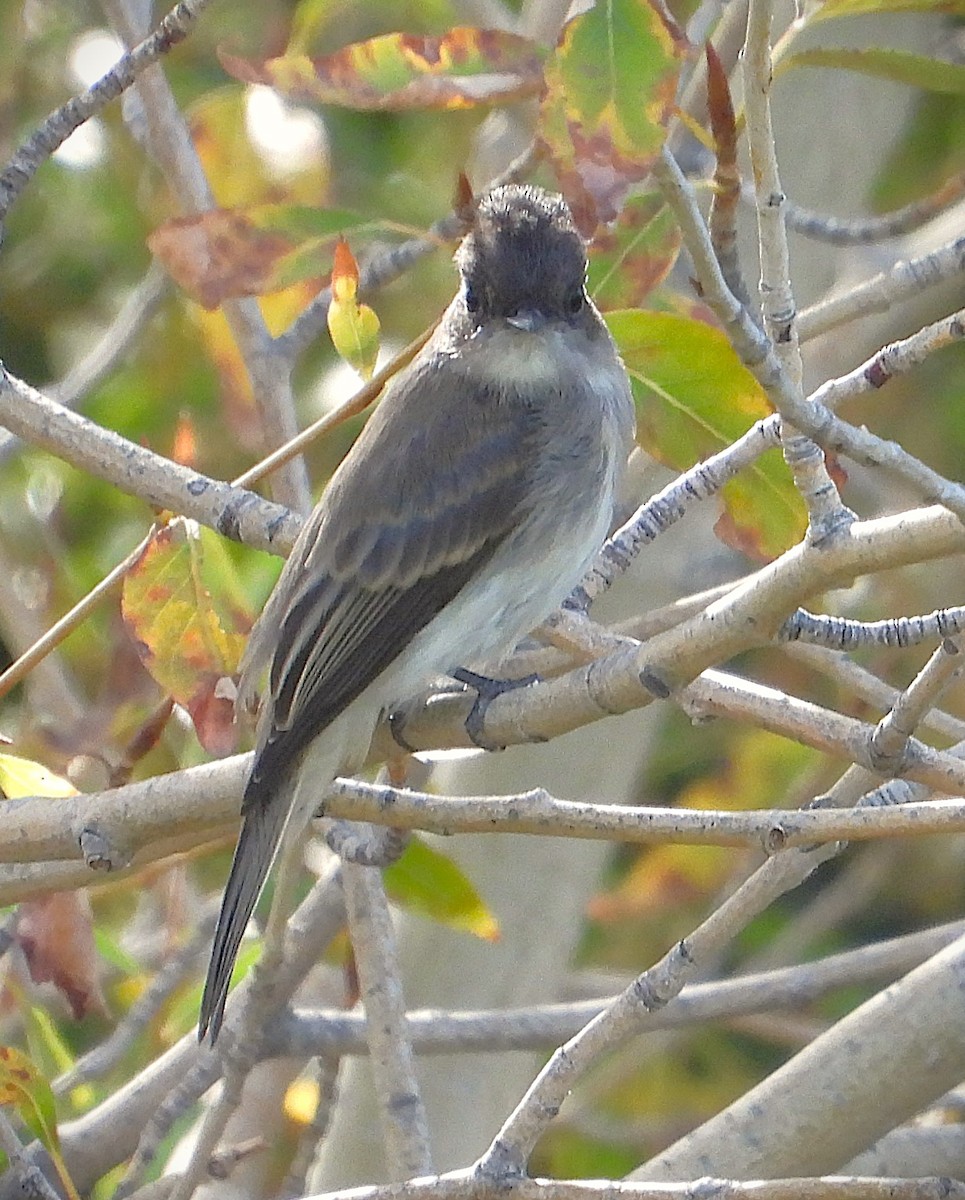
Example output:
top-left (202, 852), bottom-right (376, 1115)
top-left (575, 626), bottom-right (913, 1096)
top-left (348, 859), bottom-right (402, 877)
top-left (383, 837), bottom-right (499, 940)
top-left (606, 309), bottom-right (806, 559)
top-left (539, 0), bottom-right (684, 232)
top-left (780, 48), bottom-right (965, 94)
top-left (812, 0), bottom-right (965, 17)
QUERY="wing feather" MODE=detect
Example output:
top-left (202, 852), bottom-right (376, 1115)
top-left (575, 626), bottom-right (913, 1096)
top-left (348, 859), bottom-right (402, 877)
top-left (243, 354), bottom-right (539, 806)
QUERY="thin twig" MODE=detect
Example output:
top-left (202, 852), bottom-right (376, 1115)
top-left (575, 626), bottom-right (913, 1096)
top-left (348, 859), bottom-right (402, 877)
top-left (342, 858), bottom-right (433, 1178)
top-left (655, 150), bottom-right (965, 529)
top-left (103, 0), bottom-right (310, 515)
top-left (117, 857), bottom-right (346, 1197)
top-left (781, 170), bottom-right (965, 245)
top-left (741, 0), bottom-right (846, 540)
top-left (798, 234), bottom-right (965, 343)
top-left (276, 919), bottom-right (964, 1055)
top-left (0, 369), bottom-right (301, 552)
top-left (869, 638), bottom-right (965, 772)
top-left (0, 0), bottom-right (214, 222)
top-left (810, 309), bottom-right (965, 411)
top-left (780, 605), bottom-right (965, 651)
top-left (42, 922), bottom-right (965, 1193)
top-left (53, 905), bottom-right (219, 1094)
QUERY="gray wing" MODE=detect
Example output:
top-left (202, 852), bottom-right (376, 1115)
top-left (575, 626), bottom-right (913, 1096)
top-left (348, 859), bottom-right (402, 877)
top-left (244, 353), bottom-right (540, 803)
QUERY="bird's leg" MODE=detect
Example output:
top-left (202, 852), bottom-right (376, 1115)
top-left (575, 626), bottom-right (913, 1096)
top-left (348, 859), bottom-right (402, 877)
top-left (451, 666), bottom-right (540, 751)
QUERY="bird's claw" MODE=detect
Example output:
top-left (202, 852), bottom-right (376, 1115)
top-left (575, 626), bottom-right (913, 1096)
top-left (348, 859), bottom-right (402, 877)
top-left (452, 667), bottom-right (539, 751)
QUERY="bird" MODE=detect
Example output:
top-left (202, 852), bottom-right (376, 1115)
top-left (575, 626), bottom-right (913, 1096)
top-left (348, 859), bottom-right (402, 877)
top-left (199, 183), bottom-right (636, 1043)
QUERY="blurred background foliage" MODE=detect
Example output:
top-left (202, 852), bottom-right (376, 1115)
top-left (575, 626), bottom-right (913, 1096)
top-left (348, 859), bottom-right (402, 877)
top-left (0, 0), bottom-right (964, 1185)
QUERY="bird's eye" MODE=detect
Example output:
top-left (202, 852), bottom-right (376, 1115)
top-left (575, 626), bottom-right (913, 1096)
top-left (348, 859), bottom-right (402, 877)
top-left (565, 288), bottom-right (585, 316)
top-left (464, 284), bottom-right (480, 313)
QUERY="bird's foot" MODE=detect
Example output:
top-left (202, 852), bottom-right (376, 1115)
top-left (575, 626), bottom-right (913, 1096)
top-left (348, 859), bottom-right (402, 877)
top-left (452, 667), bottom-right (540, 751)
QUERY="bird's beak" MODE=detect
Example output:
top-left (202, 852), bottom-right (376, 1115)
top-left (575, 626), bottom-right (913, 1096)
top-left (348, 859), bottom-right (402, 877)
top-left (506, 309), bottom-right (545, 332)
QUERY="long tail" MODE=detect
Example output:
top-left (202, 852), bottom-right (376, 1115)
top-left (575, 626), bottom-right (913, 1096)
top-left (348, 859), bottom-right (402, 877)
top-left (198, 708), bottom-right (366, 1044)
top-left (198, 776), bottom-right (291, 1044)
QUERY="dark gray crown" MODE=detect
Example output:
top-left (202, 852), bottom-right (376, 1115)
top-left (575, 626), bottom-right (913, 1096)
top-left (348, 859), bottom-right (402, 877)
top-left (456, 184), bottom-right (587, 320)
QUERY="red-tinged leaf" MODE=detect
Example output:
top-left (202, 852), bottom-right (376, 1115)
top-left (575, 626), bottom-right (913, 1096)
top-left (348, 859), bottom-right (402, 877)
top-left (150, 209), bottom-right (289, 309)
top-left (706, 43), bottom-right (740, 206)
top-left (171, 412), bottom-right (197, 467)
top-left (186, 679), bottom-right (238, 759)
top-left (330, 236), bottom-right (360, 302)
top-left (327, 238), bottom-right (381, 378)
top-left (383, 837), bottom-right (500, 941)
top-left (149, 205), bottom-right (376, 309)
top-left (588, 192), bottom-right (681, 309)
top-left (17, 893), bottom-right (106, 1021)
top-left (0, 1045), bottom-right (58, 1146)
top-left (606, 309), bottom-right (806, 559)
top-left (453, 172), bottom-right (475, 223)
top-left (121, 520), bottom-right (249, 755)
top-left (779, 48), bottom-right (965, 94)
top-left (539, 0), bottom-right (685, 235)
top-left (0, 1046), bottom-right (80, 1200)
top-left (219, 28), bottom-right (545, 112)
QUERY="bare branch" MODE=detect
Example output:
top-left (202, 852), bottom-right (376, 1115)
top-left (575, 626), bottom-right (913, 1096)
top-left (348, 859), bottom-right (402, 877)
top-left (634, 934), bottom-right (965, 1181)
top-left (798, 235), bottom-right (965, 343)
top-left (781, 171), bottom-right (965, 245)
top-left (342, 858), bottom-right (433, 1178)
top-left (0, 367), bottom-right (300, 554)
top-left (0, 0), bottom-right (214, 222)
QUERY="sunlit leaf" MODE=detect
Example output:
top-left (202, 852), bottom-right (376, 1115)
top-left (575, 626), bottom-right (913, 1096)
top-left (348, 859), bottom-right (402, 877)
top-left (121, 520), bottom-right (250, 755)
top-left (588, 193), bottom-right (681, 309)
top-left (327, 238), bottom-right (381, 378)
top-left (149, 206), bottom-right (375, 309)
top-left (606, 309), bottom-right (806, 559)
top-left (285, 1076), bottom-right (321, 1126)
top-left (780, 48), bottom-right (965, 94)
top-left (189, 87), bottom-right (328, 209)
top-left (383, 837), bottom-right (500, 940)
top-left (0, 754), bottom-right (75, 800)
top-left (185, 87), bottom-right (330, 439)
top-left (220, 28), bottom-right (545, 111)
top-left (539, 0), bottom-right (685, 234)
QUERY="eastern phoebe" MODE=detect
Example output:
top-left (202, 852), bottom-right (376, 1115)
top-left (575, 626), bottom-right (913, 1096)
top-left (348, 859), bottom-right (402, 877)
top-left (199, 184), bottom-right (636, 1042)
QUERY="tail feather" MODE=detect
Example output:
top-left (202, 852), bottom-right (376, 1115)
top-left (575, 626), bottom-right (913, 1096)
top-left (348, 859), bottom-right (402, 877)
top-left (199, 705), bottom-right (372, 1044)
top-left (198, 780), bottom-right (290, 1044)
